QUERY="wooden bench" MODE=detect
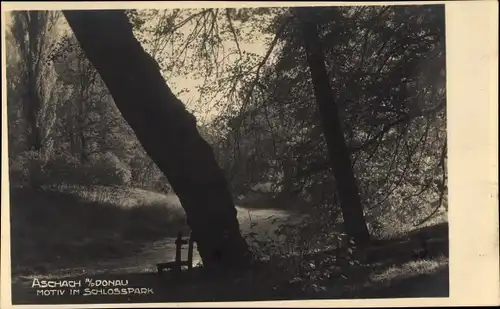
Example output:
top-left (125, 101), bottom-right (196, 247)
top-left (157, 231), bottom-right (195, 274)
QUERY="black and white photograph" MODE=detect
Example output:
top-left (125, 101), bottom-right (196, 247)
top-left (0, 1), bottom-right (497, 307)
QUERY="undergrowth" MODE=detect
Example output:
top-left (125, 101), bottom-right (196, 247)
top-left (241, 207), bottom-right (448, 296)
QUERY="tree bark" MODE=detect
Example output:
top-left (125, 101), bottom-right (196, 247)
top-left (296, 9), bottom-right (371, 246)
top-left (24, 12), bottom-right (43, 151)
top-left (62, 10), bottom-right (253, 271)
top-left (25, 71), bottom-right (43, 151)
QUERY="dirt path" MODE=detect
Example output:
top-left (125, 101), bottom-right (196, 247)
top-left (13, 205), bottom-right (293, 281)
top-left (9, 190), bottom-right (448, 304)
top-left (10, 206), bottom-right (298, 304)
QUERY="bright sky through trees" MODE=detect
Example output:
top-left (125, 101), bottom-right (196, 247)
top-left (4, 8), bottom-right (274, 125)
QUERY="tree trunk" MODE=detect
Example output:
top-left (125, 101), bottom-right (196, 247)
top-left (25, 14), bottom-right (43, 151)
top-left (62, 10), bottom-right (253, 271)
top-left (25, 74), bottom-right (43, 151)
top-left (296, 9), bottom-right (371, 246)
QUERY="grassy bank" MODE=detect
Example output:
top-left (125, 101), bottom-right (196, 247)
top-left (9, 184), bottom-right (449, 302)
top-left (9, 186), bottom-right (188, 275)
top-left (12, 220), bottom-right (449, 303)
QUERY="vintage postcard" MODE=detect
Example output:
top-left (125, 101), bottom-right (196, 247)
top-left (1, 1), bottom-right (498, 308)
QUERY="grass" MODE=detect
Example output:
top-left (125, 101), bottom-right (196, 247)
top-left (11, 223), bottom-right (450, 304)
top-left (369, 255), bottom-right (448, 284)
top-left (8, 184), bottom-right (449, 302)
top-left (237, 217), bottom-right (450, 299)
top-left (368, 208), bottom-right (448, 240)
top-left (9, 185), bottom-right (188, 276)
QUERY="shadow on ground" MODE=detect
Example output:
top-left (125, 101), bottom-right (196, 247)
top-left (9, 187), bottom-right (449, 304)
top-left (9, 187), bottom-right (187, 276)
top-left (11, 221), bottom-right (449, 305)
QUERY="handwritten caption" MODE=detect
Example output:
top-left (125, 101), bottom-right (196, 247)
top-left (31, 278), bottom-right (154, 297)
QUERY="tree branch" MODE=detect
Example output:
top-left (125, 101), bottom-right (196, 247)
top-left (225, 9), bottom-right (243, 58)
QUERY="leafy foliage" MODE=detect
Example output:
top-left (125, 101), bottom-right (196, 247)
top-left (8, 13), bottom-right (171, 192)
top-left (208, 6), bottom-right (447, 236)
top-left (6, 6), bottom-right (447, 271)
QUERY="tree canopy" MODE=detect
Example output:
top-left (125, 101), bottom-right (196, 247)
top-left (7, 5), bottom-right (447, 267)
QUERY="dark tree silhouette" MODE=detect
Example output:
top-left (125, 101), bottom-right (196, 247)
top-left (295, 8), bottom-right (371, 245)
top-left (62, 10), bottom-right (253, 271)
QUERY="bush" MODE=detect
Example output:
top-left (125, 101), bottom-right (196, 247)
top-left (43, 154), bottom-right (82, 185)
top-left (85, 152), bottom-right (132, 186)
top-left (9, 151), bottom-right (133, 188)
top-left (129, 154), bottom-right (171, 193)
top-left (9, 150), bottom-right (46, 188)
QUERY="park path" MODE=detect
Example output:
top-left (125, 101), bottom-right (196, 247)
top-left (15, 204), bottom-right (294, 281)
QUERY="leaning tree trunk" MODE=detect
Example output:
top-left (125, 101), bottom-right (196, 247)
top-left (296, 9), bottom-right (371, 246)
top-left (62, 10), bottom-right (253, 271)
